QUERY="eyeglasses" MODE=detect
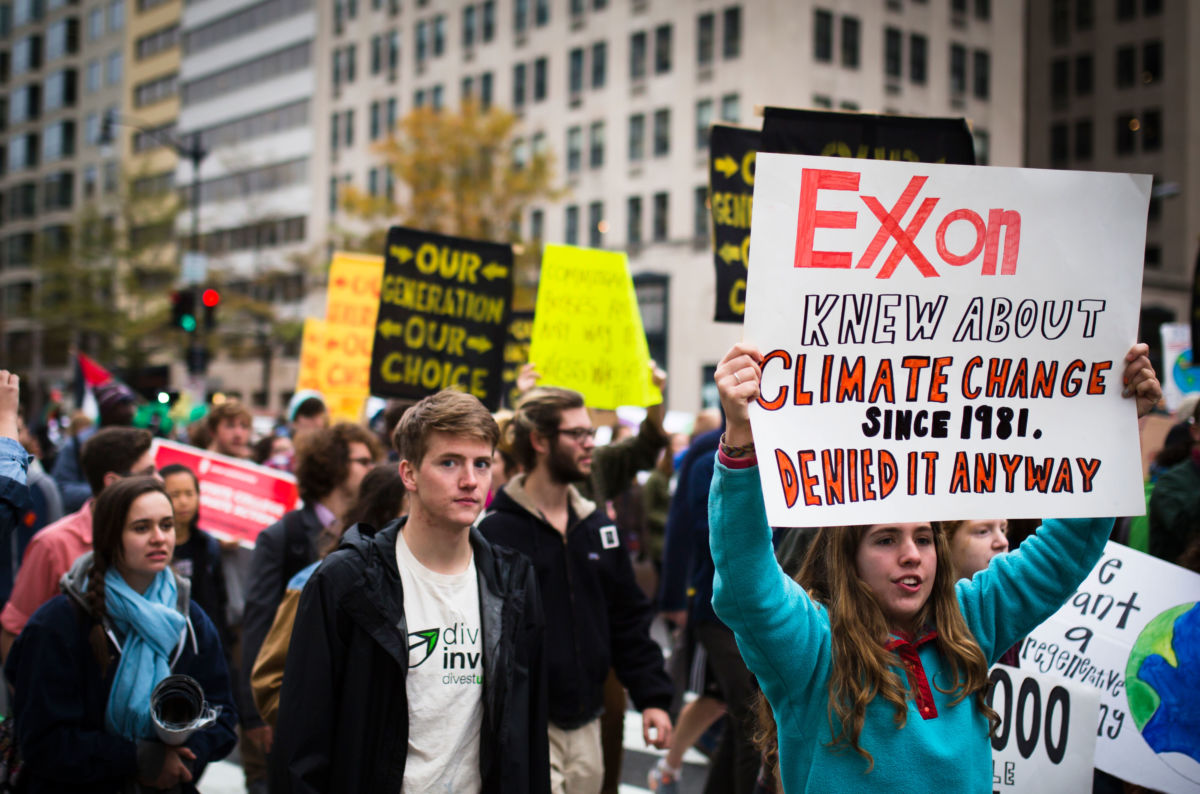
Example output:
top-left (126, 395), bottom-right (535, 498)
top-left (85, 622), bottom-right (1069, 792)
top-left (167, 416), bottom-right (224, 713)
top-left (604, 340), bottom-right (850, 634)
top-left (348, 456), bottom-right (375, 467)
top-left (556, 427), bottom-right (597, 442)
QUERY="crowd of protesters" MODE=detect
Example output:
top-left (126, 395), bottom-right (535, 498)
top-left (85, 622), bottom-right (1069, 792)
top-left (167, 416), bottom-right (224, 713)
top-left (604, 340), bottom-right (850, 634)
top-left (0, 332), bottom-right (1191, 794)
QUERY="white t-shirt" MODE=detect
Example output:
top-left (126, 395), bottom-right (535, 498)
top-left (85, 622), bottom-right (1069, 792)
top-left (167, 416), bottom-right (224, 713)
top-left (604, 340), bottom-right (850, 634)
top-left (395, 531), bottom-right (484, 794)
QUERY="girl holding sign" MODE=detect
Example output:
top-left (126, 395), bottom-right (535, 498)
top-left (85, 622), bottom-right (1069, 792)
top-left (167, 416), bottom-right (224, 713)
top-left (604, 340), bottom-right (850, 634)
top-left (709, 342), bottom-right (1160, 792)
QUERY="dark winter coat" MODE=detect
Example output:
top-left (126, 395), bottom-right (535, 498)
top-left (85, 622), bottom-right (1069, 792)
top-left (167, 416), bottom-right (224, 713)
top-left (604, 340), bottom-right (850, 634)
top-left (268, 519), bottom-right (550, 794)
top-left (4, 553), bottom-right (238, 794)
top-left (479, 476), bottom-right (674, 729)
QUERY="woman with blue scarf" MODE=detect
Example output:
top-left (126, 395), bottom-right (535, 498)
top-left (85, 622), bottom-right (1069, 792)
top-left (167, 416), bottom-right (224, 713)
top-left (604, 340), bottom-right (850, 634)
top-left (5, 476), bottom-right (237, 792)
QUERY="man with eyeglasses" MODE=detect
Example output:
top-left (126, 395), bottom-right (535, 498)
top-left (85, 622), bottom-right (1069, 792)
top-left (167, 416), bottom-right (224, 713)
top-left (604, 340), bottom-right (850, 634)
top-left (480, 387), bottom-right (674, 794)
top-left (1, 426), bottom-right (156, 660)
top-left (237, 421), bottom-right (381, 785)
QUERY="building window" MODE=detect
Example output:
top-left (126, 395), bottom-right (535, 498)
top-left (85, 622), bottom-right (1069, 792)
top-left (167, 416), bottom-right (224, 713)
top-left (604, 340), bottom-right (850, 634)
top-left (654, 24), bottom-right (672, 74)
top-left (1051, 57), bottom-right (1069, 105)
top-left (1073, 119), bottom-right (1093, 161)
top-left (1050, 122), bottom-right (1069, 166)
top-left (910, 34), bottom-right (927, 84)
top-left (814, 9), bottom-right (832, 62)
top-left (565, 204), bottom-right (579, 245)
top-left (483, 1), bottom-right (496, 41)
top-left (589, 121), bottom-right (604, 168)
top-left (1142, 41), bottom-right (1161, 84)
top-left (588, 201), bottom-right (604, 247)
top-left (885, 27), bottom-right (902, 78)
top-left (432, 84), bottom-right (444, 109)
top-left (653, 108), bottom-right (670, 156)
top-left (536, 0), bottom-right (550, 26)
top-left (696, 99), bottom-right (713, 150)
top-left (1076, 0), bottom-right (1093, 30)
top-left (974, 0), bottom-right (989, 19)
top-left (530, 208), bottom-right (544, 241)
top-left (569, 47), bottom-right (584, 95)
top-left (723, 6), bottom-right (741, 59)
top-left (949, 44), bottom-right (966, 94)
top-left (1051, 0), bottom-right (1069, 44)
top-left (720, 93), bottom-right (739, 123)
top-left (514, 0), bottom-right (528, 32)
top-left (1116, 0), bottom-right (1135, 20)
top-left (1116, 45), bottom-right (1135, 87)
top-left (433, 15), bottom-right (446, 56)
top-left (693, 185), bottom-right (709, 241)
top-left (972, 50), bottom-right (989, 99)
top-left (697, 12), bottom-right (714, 66)
top-left (566, 126), bottom-right (582, 172)
top-left (1075, 54), bottom-right (1093, 95)
top-left (652, 191), bottom-right (669, 242)
top-left (107, 0), bottom-right (123, 31)
top-left (591, 41), bottom-right (606, 88)
top-left (88, 6), bottom-right (103, 39)
top-left (812, 94), bottom-right (832, 108)
top-left (627, 196), bottom-right (642, 246)
top-left (534, 57), bottom-right (547, 100)
top-left (370, 101), bottom-right (381, 139)
top-left (628, 114), bottom-right (645, 161)
top-left (106, 51), bottom-right (122, 85)
top-left (973, 128), bottom-right (989, 165)
top-left (1115, 112), bottom-right (1136, 155)
top-left (513, 62), bottom-right (527, 107)
top-left (1142, 108), bottom-right (1161, 151)
top-left (842, 16), bottom-right (860, 68)
top-left (630, 31), bottom-right (647, 80)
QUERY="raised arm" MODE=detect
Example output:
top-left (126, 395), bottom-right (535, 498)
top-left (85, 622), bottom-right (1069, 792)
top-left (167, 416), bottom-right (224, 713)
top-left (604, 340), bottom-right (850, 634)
top-left (708, 344), bottom-right (832, 721)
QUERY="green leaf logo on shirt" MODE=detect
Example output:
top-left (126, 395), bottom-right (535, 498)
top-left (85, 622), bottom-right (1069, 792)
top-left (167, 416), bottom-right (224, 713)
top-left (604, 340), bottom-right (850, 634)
top-left (408, 628), bottom-right (440, 667)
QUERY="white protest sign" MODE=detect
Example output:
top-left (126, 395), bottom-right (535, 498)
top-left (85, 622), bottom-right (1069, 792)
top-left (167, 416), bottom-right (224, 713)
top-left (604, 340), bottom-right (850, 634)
top-left (744, 154), bottom-right (1151, 526)
top-left (1020, 542), bottom-right (1200, 793)
top-left (988, 665), bottom-right (1099, 793)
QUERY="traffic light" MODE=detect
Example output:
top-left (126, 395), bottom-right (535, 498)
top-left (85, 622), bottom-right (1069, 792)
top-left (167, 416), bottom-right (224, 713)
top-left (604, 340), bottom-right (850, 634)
top-left (202, 288), bottom-right (220, 329)
top-left (170, 290), bottom-right (197, 332)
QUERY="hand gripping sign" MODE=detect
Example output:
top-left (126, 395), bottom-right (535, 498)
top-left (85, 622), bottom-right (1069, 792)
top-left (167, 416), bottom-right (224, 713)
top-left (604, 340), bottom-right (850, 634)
top-left (744, 154), bottom-right (1151, 527)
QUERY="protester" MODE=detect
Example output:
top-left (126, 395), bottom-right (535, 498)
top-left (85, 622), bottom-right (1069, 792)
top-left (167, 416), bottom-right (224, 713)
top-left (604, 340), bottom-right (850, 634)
top-left (480, 386), bottom-right (673, 793)
top-left (205, 400), bottom-right (253, 460)
top-left (0, 426), bottom-right (155, 660)
top-left (160, 463), bottom-right (233, 655)
top-left (16, 413), bottom-right (64, 536)
top-left (1, 371), bottom-right (30, 542)
top-left (642, 433), bottom-right (688, 575)
top-left (708, 342), bottom-right (1160, 792)
top-left (270, 390), bottom-right (549, 793)
top-left (237, 422), bottom-right (381, 765)
top-left (947, 519), bottom-right (1010, 580)
top-left (4, 476), bottom-right (237, 793)
top-left (250, 463), bottom-right (406, 729)
top-left (251, 434), bottom-right (294, 472)
top-left (1148, 398), bottom-right (1200, 564)
top-left (286, 390), bottom-right (329, 440)
top-left (51, 381), bottom-right (137, 513)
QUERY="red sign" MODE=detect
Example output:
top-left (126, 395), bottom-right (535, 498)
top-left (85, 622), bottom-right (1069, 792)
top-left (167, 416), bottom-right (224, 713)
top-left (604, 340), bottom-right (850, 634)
top-left (153, 439), bottom-right (299, 546)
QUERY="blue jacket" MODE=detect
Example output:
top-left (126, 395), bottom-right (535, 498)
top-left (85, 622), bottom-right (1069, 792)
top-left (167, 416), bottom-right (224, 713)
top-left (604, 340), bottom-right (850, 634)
top-left (5, 555), bottom-right (238, 793)
top-left (709, 462), bottom-right (1111, 793)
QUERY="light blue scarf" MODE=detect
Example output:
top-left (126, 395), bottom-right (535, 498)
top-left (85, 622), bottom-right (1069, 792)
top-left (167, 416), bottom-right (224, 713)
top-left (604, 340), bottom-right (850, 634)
top-left (100, 567), bottom-right (187, 741)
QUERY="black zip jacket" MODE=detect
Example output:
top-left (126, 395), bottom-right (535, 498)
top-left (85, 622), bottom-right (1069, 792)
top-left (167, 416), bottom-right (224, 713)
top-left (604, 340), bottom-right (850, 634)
top-left (268, 518), bottom-right (550, 794)
top-left (479, 476), bottom-right (674, 729)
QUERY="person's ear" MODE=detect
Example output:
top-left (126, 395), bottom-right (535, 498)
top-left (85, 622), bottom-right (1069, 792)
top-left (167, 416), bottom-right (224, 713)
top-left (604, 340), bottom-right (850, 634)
top-left (530, 430), bottom-right (552, 457)
top-left (399, 459), bottom-right (418, 491)
top-left (102, 471), bottom-right (122, 489)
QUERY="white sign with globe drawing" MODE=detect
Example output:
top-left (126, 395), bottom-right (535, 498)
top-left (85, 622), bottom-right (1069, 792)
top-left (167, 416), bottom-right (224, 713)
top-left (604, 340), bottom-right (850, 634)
top-left (1020, 542), bottom-right (1200, 793)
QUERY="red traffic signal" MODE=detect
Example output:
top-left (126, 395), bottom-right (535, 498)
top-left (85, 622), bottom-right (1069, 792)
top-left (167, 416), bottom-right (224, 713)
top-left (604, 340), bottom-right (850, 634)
top-left (201, 288), bottom-right (221, 308)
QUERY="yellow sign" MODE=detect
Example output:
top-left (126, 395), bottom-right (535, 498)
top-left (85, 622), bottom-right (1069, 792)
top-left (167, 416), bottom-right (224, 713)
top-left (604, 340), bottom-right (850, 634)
top-left (325, 251), bottom-right (384, 328)
top-left (528, 245), bottom-right (661, 410)
top-left (296, 318), bottom-right (374, 422)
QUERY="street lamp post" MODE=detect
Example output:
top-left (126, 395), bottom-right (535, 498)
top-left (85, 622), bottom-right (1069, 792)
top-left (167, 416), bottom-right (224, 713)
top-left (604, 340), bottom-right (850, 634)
top-left (103, 113), bottom-right (210, 405)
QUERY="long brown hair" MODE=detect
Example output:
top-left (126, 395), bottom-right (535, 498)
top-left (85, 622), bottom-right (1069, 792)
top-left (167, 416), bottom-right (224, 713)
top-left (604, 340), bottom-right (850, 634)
top-left (753, 522), bottom-right (998, 777)
top-left (772, 523), bottom-right (997, 773)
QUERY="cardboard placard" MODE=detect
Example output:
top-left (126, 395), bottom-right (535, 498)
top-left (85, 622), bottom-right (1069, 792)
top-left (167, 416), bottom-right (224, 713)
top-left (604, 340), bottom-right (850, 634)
top-left (501, 310), bottom-right (534, 409)
top-left (296, 319), bottom-right (374, 422)
top-left (745, 154), bottom-right (1150, 525)
top-left (369, 227), bottom-right (513, 410)
top-left (1160, 322), bottom-right (1198, 412)
top-left (152, 439), bottom-right (299, 546)
top-left (1021, 543), bottom-right (1200, 793)
top-left (528, 244), bottom-right (661, 410)
top-left (710, 125), bottom-right (760, 323)
top-left (988, 665), bottom-right (1099, 794)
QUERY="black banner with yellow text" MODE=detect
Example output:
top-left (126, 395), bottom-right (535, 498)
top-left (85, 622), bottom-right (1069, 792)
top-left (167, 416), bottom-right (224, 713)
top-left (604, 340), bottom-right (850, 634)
top-left (370, 227), bottom-right (513, 409)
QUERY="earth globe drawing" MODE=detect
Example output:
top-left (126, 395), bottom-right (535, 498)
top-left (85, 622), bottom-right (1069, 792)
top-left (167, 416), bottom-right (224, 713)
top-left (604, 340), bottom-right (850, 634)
top-left (1125, 601), bottom-right (1200, 785)
top-left (1171, 348), bottom-right (1198, 393)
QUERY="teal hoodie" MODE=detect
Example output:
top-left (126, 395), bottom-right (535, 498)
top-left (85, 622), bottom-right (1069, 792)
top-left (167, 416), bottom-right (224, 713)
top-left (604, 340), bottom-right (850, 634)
top-left (709, 462), bottom-right (1111, 793)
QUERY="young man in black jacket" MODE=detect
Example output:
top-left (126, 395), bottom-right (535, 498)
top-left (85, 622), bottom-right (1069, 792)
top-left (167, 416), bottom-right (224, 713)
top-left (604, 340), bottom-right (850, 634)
top-left (270, 390), bottom-right (549, 794)
top-left (480, 386), bottom-right (673, 793)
